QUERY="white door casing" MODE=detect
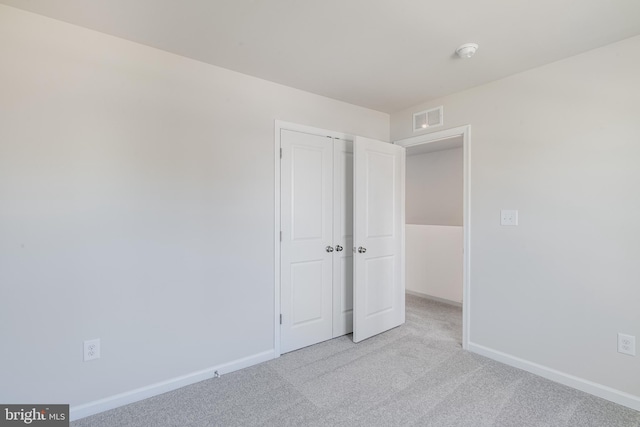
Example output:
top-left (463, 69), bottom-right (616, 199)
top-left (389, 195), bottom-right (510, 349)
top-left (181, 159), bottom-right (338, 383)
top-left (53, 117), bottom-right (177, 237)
top-left (393, 124), bottom-right (470, 350)
top-left (280, 129), bottom-right (334, 353)
top-left (278, 125), bottom-right (405, 352)
top-left (353, 136), bottom-right (406, 343)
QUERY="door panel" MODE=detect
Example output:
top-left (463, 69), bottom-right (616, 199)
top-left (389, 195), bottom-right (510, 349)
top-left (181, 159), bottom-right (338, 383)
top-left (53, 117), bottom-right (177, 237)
top-left (353, 136), bottom-right (405, 343)
top-left (281, 129), bottom-right (333, 353)
top-left (291, 260), bottom-right (325, 325)
top-left (291, 145), bottom-right (325, 240)
top-left (365, 151), bottom-right (396, 238)
top-left (364, 255), bottom-right (395, 316)
top-left (333, 138), bottom-right (354, 337)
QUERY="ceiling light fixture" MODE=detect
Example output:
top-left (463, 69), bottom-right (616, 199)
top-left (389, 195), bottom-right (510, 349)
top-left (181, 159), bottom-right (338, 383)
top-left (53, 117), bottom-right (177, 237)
top-left (456, 43), bottom-right (479, 59)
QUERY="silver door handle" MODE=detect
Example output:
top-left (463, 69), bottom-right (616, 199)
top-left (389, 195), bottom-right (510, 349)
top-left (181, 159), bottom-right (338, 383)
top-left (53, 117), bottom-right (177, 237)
top-left (358, 247), bottom-right (367, 253)
top-left (326, 246), bottom-right (334, 253)
top-left (335, 245), bottom-right (343, 252)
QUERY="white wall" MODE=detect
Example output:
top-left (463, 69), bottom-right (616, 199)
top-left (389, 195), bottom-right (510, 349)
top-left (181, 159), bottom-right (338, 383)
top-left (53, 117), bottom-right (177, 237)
top-left (406, 147), bottom-right (463, 226)
top-left (0, 5), bottom-right (388, 410)
top-left (405, 146), bottom-right (463, 303)
top-left (406, 225), bottom-right (462, 303)
top-left (392, 36), bottom-right (640, 403)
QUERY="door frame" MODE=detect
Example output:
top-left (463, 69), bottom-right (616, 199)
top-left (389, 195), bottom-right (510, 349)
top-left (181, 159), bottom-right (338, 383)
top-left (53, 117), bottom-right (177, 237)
top-left (393, 125), bottom-right (471, 350)
top-left (274, 120), bottom-right (353, 357)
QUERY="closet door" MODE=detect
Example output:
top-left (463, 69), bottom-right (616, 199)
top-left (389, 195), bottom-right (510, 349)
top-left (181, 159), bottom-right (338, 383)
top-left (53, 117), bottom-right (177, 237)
top-left (280, 130), bottom-right (334, 353)
top-left (332, 138), bottom-right (354, 337)
top-left (353, 136), bottom-right (405, 343)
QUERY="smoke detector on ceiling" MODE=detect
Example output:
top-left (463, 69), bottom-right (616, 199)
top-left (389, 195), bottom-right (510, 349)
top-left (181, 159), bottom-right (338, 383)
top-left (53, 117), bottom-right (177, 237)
top-left (456, 43), bottom-right (479, 59)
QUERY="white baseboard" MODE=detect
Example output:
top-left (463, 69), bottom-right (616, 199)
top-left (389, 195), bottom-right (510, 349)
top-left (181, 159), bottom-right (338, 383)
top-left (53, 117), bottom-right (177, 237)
top-left (406, 290), bottom-right (462, 308)
top-left (70, 349), bottom-right (275, 421)
top-left (468, 342), bottom-right (640, 412)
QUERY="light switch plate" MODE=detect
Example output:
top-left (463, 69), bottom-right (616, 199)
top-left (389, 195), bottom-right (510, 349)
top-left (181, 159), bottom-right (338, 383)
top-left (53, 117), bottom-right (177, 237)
top-left (501, 210), bottom-right (518, 226)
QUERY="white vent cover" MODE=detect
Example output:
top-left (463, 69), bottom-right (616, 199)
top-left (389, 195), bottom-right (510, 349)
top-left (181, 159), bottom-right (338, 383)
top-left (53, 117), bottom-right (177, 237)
top-left (413, 106), bottom-right (443, 132)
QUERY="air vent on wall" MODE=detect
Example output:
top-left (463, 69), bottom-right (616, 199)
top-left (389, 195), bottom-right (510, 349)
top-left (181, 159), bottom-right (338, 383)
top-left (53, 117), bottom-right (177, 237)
top-left (413, 106), bottom-right (443, 132)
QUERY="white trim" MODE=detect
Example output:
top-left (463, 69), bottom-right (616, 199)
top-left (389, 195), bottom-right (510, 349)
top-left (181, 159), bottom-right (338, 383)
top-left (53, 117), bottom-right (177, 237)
top-left (468, 342), bottom-right (640, 412)
top-left (406, 290), bottom-right (463, 308)
top-left (274, 122), bottom-right (281, 358)
top-left (394, 125), bottom-right (471, 351)
top-left (70, 349), bottom-right (275, 421)
top-left (273, 121), bottom-right (354, 357)
top-left (396, 124), bottom-right (466, 149)
top-left (275, 120), bottom-right (352, 141)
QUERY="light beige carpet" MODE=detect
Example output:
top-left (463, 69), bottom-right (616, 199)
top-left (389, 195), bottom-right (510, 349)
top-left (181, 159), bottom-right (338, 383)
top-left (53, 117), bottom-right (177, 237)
top-left (72, 295), bottom-right (640, 426)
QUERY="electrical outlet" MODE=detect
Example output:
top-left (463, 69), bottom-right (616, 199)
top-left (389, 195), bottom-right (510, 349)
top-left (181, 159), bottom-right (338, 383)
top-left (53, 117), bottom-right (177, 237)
top-left (501, 210), bottom-right (518, 226)
top-left (617, 333), bottom-right (636, 356)
top-left (84, 339), bottom-right (101, 361)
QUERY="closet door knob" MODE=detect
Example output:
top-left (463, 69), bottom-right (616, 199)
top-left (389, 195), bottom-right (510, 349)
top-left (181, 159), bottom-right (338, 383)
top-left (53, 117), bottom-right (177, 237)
top-left (358, 247), bottom-right (367, 254)
top-left (335, 245), bottom-right (343, 252)
top-left (326, 246), bottom-right (334, 253)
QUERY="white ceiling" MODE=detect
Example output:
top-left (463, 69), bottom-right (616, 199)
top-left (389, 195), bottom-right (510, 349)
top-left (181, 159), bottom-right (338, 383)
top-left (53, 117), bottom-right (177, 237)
top-left (2, 0), bottom-right (640, 113)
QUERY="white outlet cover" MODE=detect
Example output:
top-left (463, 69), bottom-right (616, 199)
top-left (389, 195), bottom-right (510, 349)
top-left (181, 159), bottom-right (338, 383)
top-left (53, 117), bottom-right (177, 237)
top-left (618, 333), bottom-right (636, 356)
top-left (501, 210), bottom-right (518, 226)
top-left (84, 338), bottom-right (101, 361)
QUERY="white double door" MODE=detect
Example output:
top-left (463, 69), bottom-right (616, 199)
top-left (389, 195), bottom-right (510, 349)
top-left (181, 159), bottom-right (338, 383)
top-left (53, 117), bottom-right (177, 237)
top-left (280, 129), bottom-right (405, 354)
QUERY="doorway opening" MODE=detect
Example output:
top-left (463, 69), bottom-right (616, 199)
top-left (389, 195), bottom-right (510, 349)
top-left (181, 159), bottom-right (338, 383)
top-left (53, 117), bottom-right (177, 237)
top-left (394, 125), bottom-right (470, 349)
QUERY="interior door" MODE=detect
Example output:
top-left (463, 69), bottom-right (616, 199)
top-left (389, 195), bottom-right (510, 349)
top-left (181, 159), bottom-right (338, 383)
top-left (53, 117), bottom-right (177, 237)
top-left (280, 129), bottom-right (334, 353)
top-left (332, 138), bottom-right (354, 337)
top-left (352, 136), bottom-right (405, 343)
